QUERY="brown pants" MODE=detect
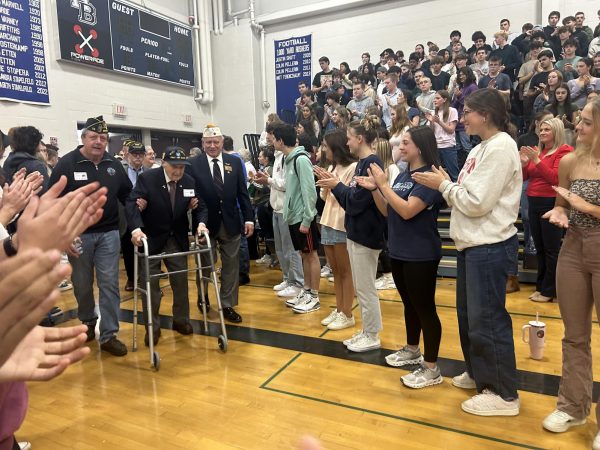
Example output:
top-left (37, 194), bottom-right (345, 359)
top-left (556, 226), bottom-right (600, 422)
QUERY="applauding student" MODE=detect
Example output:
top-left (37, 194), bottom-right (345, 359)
top-left (357, 126), bottom-right (444, 388)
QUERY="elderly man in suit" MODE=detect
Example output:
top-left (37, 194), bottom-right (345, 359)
top-left (127, 147), bottom-right (197, 346)
top-left (189, 125), bottom-right (254, 323)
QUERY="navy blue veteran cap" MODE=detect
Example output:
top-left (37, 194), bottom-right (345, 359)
top-left (162, 146), bottom-right (190, 165)
top-left (128, 141), bottom-right (146, 153)
top-left (84, 116), bottom-right (108, 134)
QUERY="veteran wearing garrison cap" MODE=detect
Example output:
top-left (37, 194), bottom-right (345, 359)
top-left (49, 116), bottom-right (132, 357)
top-left (126, 147), bottom-right (198, 346)
top-left (188, 124), bottom-right (253, 324)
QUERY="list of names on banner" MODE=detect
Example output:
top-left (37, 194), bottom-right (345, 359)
top-left (0, 0), bottom-right (50, 104)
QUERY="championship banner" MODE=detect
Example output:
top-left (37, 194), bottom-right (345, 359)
top-left (0, 0), bottom-right (50, 104)
top-left (56, 0), bottom-right (194, 87)
top-left (274, 34), bottom-right (311, 120)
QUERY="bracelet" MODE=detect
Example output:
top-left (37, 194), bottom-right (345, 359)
top-left (3, 235), bottom-right (17, 257)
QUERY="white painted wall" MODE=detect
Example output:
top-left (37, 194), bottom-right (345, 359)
top-left (1, 0), bottom-right (211, 154)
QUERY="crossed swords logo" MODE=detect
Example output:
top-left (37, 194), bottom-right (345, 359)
top-left (73, 24), bottom-right (99, 58)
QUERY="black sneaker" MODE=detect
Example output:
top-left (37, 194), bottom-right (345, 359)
top-left (100, 337), bottom-right (128, 356)
top-left (84, 320), bottom-right (97, 342)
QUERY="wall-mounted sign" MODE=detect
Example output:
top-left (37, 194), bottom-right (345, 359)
top-left (0, 0), bottom-right (50, 104)
top-left (56, 0), bottom-right (194, 88)
top-left (274, 34), bottom-right (311, 120)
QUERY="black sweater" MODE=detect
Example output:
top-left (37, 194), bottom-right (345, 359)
top-left (331, 154), bottom-right (385, 250)
top-left (49, 146), bottom-right (132, 234)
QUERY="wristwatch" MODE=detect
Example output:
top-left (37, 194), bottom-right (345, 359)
top-left (3, 235), bottom-right (17, 257)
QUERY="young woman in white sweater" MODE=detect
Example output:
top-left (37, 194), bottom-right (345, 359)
top-left (413, 88), bottom-right (522, 417)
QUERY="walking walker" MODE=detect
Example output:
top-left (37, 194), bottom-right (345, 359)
top-left (132, 231), bottom-right (229, 371)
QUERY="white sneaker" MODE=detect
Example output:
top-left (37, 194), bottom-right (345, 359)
top-left (18, 443), bottom-right (31, 450)
top-left (292, 295), bottom-right (320, 314)
top-left (401, 365), bottom-right (443, 389)
top-left (452, 371), bottom-right (476, 389)
top-left (277, 285), bottom-right (302, 298)
top-left (285, 290), bottom-right (306, 307)
top-left (461, 389), bottom-right (520, 416)
top-left (273, 280), bottom-right (288, 291)
top-left (347, 333), bottom-right (381, 352)
top-left (593, 431), bottom-right (600, 450)
top-left (327, 313), bottom-right (355, 330)
top-left (343, 330), bottom-right (364, 347)
top-left (375, 273), bottom-right (396, 290)
top-left (256, 254), bottom-right (272, 265)
top-left (385, 346), bottom-right (424, 367)
top-left (542, 409), bottom-right (586, 433)
top-left (320, 310), bottom-right (339, 326)
top-left (328, 276), bottom-right (334, 283)
top-left (320, 265), bottom-right (332, 278)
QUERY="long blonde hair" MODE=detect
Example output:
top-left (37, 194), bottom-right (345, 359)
top-left (538, 117), bottom-right (566, 156)
top-left (373, 137), bottom-right (393, 168)
top-left (576, 99), bottom-right (600, 158)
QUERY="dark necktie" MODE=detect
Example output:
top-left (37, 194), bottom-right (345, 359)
top-left (212, 158), bottom-right (224, 198)
top-left (168, 180), bottom-right (176, 212)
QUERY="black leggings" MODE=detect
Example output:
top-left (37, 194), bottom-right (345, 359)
top-left (390, 258), bottom-right (442, 363)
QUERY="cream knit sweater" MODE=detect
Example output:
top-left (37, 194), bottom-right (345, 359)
top-left (438, 132), bottom-right (522, 251)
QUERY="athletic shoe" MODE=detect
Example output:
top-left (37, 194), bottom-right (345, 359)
top-left (273, 280), bottom-right (288, 291)
top-left (531, 293), bottom-right (554, 302)
top-left (256, 254), bottom-right (272, 265)
top-left (452, 371), bottom-right (477, 389)
top-left (542, 409), bottom-right (586, 433)
top-left (320, 264), bottom-right (332, 278)
top-left (285, 290), bottom-right (306, 307)
top-left (461, 389), bottom-right (520, 416)
top-left (343, 330), bottom-right (364, 347)
top-left (292, 295), bottom-right (320, 314)
top-left (385, 345), bottom-right (424, 367)
top-left (320, 309), bottom-right (339, 326)
top-left (401, 365), bottom-right (443, 389)
top-left (346, 333), bottom-right (381, 352)
top-left (277, 285), bottom-right (302, 298)
top-left (327, 313), bottom-right (355, 330)
top-left (375, 273), bottom-right (396, 290)
top-left (58, 280), bottom-right (73, 291)
top-left (18, 443), bottom-right (31, 450)
top-left (327, 276), bottom-right (334, 283)
top-left (593, 431), bottom-right (600, 450)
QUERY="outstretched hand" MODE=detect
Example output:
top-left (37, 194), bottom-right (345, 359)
top-left (0, 325), bottom-right (90, 382)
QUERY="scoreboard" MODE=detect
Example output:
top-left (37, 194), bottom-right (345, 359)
top-left (57, 0), bottom-right (194, 88)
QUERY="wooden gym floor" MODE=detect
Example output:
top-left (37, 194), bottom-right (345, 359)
top-left (18, 259), bottom-right (600, 449)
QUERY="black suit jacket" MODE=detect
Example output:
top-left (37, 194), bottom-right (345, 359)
top-left (188, 152), bottom-right (253, 237)
top-left (126, 168), bottom-right (195, 254)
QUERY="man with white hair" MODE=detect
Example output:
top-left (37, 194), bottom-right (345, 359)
top-left (143, 146), bottom-right (161, 169)
top-left (189, 124), bottom-right (254, 323)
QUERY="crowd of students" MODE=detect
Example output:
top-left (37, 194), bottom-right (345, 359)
top-left (249, 8), bottom-right (600, 448)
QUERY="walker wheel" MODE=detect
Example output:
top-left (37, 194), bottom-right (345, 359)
top-left (218, 335), bottom-right (227, 352)
top-left (152, 351), bottom-right (160, 371)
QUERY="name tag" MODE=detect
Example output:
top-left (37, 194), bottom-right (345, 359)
top-left (183, 189), bottom-right (195, 198)
top-left (74, 172), bottom-right (88, 181)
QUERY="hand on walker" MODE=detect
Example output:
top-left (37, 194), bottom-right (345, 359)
top-left (131, 230), bottom-right (147, 246)
top-left (197, 223), bottom-right (209, 242)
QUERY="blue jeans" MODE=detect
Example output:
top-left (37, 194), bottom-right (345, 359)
top-left (456, 234), bottom-right (519, 400)
top-left (272, 212), bottom-right (304, 287)
top-left (455, 130), bottom-right (472, 171)
top-left (438, 146), bottom-right (459, 182)
top-left (69, 230), bottom-right (121, 344)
